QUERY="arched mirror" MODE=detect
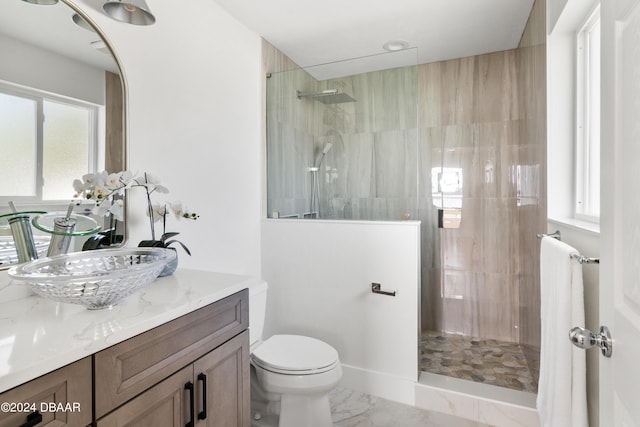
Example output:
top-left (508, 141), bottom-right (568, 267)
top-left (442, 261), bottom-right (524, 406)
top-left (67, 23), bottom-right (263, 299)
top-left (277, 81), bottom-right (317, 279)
top-left (0, 0), bottom-right (127, 268)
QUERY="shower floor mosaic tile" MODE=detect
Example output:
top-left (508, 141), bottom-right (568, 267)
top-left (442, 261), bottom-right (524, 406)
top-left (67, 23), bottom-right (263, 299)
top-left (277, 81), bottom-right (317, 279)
top-left (420, 330), bottom-right (538, 393)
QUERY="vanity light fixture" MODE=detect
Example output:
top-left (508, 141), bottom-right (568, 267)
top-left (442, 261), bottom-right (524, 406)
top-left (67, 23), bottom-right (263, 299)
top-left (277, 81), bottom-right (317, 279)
top-left (21, 0), bottom-right (59, 5)
top-left (103, 0), bottom-right (155, 25)
top-left (382, 39), bottom-right (410, 52)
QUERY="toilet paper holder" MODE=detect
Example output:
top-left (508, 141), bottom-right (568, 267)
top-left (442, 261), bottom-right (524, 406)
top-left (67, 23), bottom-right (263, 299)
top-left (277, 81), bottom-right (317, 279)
top-left (371, 282), bottom-right (396, 297)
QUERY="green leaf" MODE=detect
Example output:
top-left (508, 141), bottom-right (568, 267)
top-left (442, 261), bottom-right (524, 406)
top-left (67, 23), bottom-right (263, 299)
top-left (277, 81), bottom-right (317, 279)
top-left (138, 240), bottom-right (166, 248)
top-left (161, 232), bottom-right (180, 241)
top-left (164, 239), bottom-right (191, 256)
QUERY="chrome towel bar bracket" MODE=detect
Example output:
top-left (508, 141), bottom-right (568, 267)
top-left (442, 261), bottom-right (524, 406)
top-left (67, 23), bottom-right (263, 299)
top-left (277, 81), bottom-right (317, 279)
top-left (537, 230), bottom-right (561, 240)
top-left (371, 282), bottom-right (396, 297)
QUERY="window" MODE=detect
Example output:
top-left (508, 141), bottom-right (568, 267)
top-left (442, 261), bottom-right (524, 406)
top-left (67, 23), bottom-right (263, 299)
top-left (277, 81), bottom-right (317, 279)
top-left (575, 6), bottom-right (600, 221)
top-left (0, 82), bottom-right (99, 202)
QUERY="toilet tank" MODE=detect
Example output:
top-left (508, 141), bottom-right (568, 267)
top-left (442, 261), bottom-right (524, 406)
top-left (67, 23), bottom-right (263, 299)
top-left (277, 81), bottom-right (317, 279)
top-left (248, 279), bottom-right (268, 346)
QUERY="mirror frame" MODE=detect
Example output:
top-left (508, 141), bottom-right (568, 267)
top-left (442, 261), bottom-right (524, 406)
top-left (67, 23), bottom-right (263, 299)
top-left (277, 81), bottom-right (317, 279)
top-left (63, 0), bottom-right (130, 248)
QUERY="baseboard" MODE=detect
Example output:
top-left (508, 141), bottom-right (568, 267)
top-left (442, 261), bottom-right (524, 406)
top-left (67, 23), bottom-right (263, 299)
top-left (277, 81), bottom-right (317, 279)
top-left (338, 364), bottom-right (416, 407)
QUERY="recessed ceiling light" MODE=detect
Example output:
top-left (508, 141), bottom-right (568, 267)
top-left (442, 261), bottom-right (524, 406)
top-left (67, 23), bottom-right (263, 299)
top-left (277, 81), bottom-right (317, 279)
top-left (383, 40), bottom-right (410, 52)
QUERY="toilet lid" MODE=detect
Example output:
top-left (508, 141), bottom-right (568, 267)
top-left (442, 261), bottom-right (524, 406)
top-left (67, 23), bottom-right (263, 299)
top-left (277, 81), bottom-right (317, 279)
top-left (251, 335), bottom-right (339, 374)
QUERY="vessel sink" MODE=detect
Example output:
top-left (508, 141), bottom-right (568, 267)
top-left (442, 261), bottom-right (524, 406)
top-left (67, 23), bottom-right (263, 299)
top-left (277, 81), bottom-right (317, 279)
top-left (8, 248), bottom-right (176, 309)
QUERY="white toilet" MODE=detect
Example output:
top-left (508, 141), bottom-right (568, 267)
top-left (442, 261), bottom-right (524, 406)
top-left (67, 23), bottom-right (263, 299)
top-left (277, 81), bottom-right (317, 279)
top-left (248, 280), bottom-right (342, 427)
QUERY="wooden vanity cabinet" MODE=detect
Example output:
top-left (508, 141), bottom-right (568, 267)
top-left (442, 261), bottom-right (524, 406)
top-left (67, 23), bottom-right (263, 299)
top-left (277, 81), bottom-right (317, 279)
top-left (94, 289), bottom-right (250, 427)
top-left (96, 331), bottom-right (249, 427)
top-left (0, 357), bottom-right (92, 427)
top-left (0, 288), bottom-right (250, 427)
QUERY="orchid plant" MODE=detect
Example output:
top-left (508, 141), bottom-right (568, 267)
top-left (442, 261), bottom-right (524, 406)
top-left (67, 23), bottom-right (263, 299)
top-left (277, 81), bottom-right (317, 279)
top-left (73, 170), bottom-right (133, 222)
top-left (73, 170), bottom-right (132, 248)
top-left (135, 173), bottom-right (199, 255)
top-left (73, 170), bottom-right (199, 253)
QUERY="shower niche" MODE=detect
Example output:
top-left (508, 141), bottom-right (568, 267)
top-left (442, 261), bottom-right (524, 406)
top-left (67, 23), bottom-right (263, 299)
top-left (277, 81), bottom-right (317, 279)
top-left (265, 49), bottom-right (418, 221)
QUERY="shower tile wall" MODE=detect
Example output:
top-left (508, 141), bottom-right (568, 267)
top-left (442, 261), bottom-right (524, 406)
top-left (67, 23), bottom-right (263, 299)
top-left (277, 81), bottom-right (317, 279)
top-left (266, 59), bottom-right (418, 221)
top-left (420, 50), bottom-right (523, 343)
top-left (419, 13), bottom-right (545, 354)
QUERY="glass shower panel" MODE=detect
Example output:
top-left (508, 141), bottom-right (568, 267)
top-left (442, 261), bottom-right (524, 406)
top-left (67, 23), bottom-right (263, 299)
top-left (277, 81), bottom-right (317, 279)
top-left (266, 49), bottom-right (418, 221)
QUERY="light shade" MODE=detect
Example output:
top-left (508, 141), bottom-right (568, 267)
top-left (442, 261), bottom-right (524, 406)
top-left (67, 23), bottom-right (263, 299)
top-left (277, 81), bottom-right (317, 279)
top-left (21, 0), bottom-right (59, 4)
top-left (72, 13), bottom-right (96, 32)
top-left (103, 0), bottom-right (155, 25)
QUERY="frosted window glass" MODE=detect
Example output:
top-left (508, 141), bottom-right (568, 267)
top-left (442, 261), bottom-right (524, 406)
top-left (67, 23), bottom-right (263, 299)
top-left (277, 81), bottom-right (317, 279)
top-left (42, 100), bottom-right (90, 200)
top-left (0, 93), bottom-right (37, 196)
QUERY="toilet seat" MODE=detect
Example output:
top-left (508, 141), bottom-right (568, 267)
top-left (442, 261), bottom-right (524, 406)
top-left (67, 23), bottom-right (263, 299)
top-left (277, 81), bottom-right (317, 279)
top-left (251, 334), bottom-right (339, 375)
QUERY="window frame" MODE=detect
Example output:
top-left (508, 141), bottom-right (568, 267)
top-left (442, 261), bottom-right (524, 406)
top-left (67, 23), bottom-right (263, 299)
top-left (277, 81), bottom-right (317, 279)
top-left (0, 81), bottom-right (100, 204)
top-left (574, 5), bottom-right (601, 223)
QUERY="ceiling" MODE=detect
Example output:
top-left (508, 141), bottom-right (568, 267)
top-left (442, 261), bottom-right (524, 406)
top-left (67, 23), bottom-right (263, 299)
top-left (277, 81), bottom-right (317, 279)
top-left (213, 0), bottom-right (535, 73)
top-left (0, 1), bottom-right (118, 73)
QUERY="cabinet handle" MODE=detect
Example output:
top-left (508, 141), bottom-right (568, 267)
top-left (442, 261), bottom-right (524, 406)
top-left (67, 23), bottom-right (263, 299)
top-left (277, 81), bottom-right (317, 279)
top-left (185, 381), bottom-right (195, 427)
top-left (197, 373), bottom-right (208, 420)
top-left (19, 411), bottom-right (42, 427)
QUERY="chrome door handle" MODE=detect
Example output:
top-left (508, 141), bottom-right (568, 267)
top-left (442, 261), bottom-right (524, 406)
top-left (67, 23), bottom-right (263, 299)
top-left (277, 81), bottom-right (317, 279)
top-left (569, 325), bottom-right (613, 357)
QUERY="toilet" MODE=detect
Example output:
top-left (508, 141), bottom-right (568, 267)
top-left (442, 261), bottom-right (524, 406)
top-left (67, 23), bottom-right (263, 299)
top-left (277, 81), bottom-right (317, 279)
top-left (248, 280), bottom-right (342, 427)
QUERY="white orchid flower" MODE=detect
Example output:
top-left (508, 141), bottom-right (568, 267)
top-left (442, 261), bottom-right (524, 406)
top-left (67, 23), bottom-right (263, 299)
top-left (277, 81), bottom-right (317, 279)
top-left (81, 172), bottom-right (98, 186)
top-left (138, 173), bottom-right (169, 194)
top-left (72, 179), bottom-right (88, 197)
top-left (105, 173), bottom-right (123, 190)
top-left (170, 201), bottom-right (187, 219)
top-left (148, 203), bottom-right (167, 223)
top-left (93, 185), bottom-right (109, 202)
top-left (108, 199), bottom-right (125, 222)
top-left (170, 201), bottom-right (199, 220)
top-left (92, 202), bottom-right (110, 218)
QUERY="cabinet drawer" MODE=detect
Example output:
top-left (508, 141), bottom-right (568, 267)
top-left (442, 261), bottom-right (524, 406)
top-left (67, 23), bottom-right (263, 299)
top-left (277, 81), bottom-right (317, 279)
top-left (0, 357), bottom-right (92, 427)
top-left (94, 289), bottom-right (248, 418)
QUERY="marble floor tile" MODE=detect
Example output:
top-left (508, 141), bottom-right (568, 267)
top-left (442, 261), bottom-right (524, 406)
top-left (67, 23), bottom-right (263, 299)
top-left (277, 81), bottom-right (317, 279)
top-left (420, 331), bottom-right (538, 393)
top-left (330, 387), bottom-right (489, 427)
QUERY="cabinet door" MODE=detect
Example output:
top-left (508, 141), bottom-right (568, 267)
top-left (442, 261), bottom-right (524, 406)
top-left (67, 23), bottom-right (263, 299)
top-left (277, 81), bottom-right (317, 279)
top-left (96, 365), bottom-right (194, 427)
top-left (0, 357), bottom-right (91, 427)
top-left (193, 331), bottom-right (249, 427)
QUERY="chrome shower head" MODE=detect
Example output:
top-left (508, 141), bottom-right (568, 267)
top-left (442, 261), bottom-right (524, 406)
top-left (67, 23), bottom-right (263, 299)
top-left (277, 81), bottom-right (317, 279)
top-left (297, 89), bottom-right (356, 104)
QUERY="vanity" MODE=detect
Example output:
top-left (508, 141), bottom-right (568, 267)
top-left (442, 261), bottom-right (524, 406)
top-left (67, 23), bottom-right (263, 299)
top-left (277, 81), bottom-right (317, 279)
top-left (0, 2), bottom-right (253, 424)
top-left (0, 269), bottom-right (256, 427)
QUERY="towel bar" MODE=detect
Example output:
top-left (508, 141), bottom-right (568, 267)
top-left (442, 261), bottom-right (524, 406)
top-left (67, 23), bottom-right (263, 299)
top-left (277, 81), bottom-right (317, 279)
top-left (570, 253), bottom-right (600, 264)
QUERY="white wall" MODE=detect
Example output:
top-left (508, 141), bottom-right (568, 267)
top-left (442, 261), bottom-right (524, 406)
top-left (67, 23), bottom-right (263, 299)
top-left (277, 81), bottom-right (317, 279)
top-left (70, 0), bottom-right (263, 277)
top-left (0, 33), bottom-right (105, 105)
top-left (261, 219), bottom-right (420, 405)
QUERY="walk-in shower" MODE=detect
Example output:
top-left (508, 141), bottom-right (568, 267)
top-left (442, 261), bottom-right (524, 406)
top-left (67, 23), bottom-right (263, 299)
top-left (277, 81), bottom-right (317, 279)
top-left (265, 45), bottom-right (544, 397)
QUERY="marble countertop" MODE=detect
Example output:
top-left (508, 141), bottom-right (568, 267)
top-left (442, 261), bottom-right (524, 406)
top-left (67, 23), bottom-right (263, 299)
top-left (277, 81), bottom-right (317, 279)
top-left (0, 268), bottom-right (262, 393)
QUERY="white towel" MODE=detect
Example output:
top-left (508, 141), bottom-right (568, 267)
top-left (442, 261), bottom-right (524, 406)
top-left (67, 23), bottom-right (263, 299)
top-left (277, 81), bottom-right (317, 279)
top-left (537, 236), bottom-right (588, 427)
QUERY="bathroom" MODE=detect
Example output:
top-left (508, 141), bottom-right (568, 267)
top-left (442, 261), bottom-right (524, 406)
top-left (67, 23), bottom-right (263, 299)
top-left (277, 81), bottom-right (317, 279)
top-left (0, 0), bottom-right (632, 425)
